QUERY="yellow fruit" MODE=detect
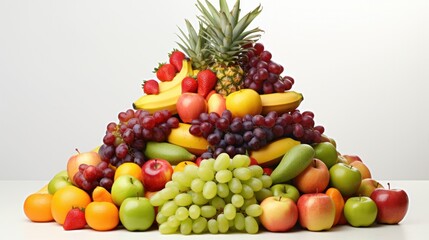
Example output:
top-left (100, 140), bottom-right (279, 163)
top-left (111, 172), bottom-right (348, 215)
top-left (226, 89), bottom-right (262, 118)
top-left (114, 162), bottom-right (143, 182)
top-left (250, 137), bottom-right (300, 167)
top-left (51, 185), bottom-right (91, 225)
top-left (167, 123), bottom-right (209, 155)
top-left (174, 161), bottom-right (198, 172)
top-left (92, 186), bottom-right (114, 204)
top-left (260, 91), bottom-right (303, 115)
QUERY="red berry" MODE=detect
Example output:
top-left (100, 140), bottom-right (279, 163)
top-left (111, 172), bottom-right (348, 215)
top-left (155, 63), bottom-right (177, 81)
top-left (169, 50), bottom-right (186, 72)
top-left (63, 208), bottom-right (86, 230)
top-left (142, 79), bottom-right (159, 95)
top-left (181, 76), bottom-right (198, 93)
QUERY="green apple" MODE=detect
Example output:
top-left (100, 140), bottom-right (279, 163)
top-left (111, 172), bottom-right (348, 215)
top-left (255, 188), bottom-right (274, 202)
top-left (344, 196), bottom-right (378, 227)
top-left (111, 175), bottom-right (145, 206)
top-left (48, 170), bottom-right (72, 194)
top-left (271, 184), bottom-right (300, 203)
top-left (329, 163), bottom-right (361, 197)
top-left (119, 197), bottom-right (155, 231)
top-left (313, 142), bottom-right (338, 168)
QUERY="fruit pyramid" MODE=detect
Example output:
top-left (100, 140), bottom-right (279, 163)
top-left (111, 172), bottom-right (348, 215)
top-left (24, 0), bottom-right (409, 235)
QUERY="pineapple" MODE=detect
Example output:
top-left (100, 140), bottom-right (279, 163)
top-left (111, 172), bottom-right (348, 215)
top-left (197, 0), bottom-right (263, 96)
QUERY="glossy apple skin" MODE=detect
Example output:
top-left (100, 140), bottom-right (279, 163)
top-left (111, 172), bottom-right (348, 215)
top-left (141, 159), bottom-right (173, 192)
top-left (48, 170), bottom-right (72, 194)
top-left (111, 175), bottom-right (144, 207)
top-left (119, 197), bottom-right (155, 231)
top-left (329, 163), bottom-right (361, 197)
top-left (297, 193), bottom-right (335, 231)
top-left (176, 93), bottom-right (208, 123)
top-left (207, 92), bottom-right (226, 116)
top-left (66, 151), bottom-right (102, 185)
top-left (350, 161), bottom-right (372, 179)
top-left (370, 187), bottom-right (409, 224)
top-left (344, 196), bottom-right (378, 227)
top-left (271, 184), bottom-right (300, 203)
top-left (342, 155), bottom-right (362, 164)
top-left (260, 196), bottom-right (298, 232)
top-left (294, 159), bottom-right (330, 193)
top-left (357, 178), bottom-right (384, 197)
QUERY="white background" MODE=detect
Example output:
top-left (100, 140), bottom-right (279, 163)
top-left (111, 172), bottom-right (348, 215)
top-left (1, 0), bottom-right (428, 180)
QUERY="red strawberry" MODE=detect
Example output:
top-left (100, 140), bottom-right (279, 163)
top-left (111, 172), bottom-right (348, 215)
top-left (181, 76), bottom-right (198, 93)
top-left (142, 79), bottom-right (159, 95)
top-left (63, 208), bottom-right (86, 230)
top-left (169, 50), bottom-right (186, 72)
top-left (197, 69), bottom-right (217, 98)
top-left (155, 63), bottom-right (177, 82)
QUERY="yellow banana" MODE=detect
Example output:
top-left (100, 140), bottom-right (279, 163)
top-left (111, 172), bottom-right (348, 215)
top-left (260, 91), bottom-right (304, 115)
top-left (167, 123), bottom-right (209, 155)
top-left (158, 60), bottom-right (191, 92)
top-left (250, 137), bottom-right (300, 167)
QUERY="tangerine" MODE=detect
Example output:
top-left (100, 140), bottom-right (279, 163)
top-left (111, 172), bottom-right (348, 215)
top-left (23, 193), bottom-right (53, 222)
top-left (85, 201), bottom-right (119, 231)
top-left (114, 162), bottom-right (143, 182)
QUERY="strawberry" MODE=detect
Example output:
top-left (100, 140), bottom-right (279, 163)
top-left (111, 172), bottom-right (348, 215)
top-left (63, 208), bottom-right (86, 230)
top-left (154, 63), bottom-right (177, 82)
top-left (142, 79), bottom-right (159, 95)
top-left (169, 50), bottom-right (186, 72)
top-left (197, 69), bottom-right (217, 98)
top-left (181, 76), bottom-right (198, 93)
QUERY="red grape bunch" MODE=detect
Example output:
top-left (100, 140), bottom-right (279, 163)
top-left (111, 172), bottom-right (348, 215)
top-left (242, 43), bottom-right (295, 94)
top-left (73, 161), bottom-right (115, 192)
top-left (98, 109), bottom-right (180, 168)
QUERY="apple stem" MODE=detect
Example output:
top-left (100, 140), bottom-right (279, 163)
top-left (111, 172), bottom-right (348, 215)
top-left (75, 148), bottom-right (81, 154)
top-left (313, 159), bottom-right (317, 167)
top-left (388, 182), bottom-right (390, 190)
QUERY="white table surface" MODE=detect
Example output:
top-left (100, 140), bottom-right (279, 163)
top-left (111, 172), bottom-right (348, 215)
top-left (2, 180), bottom-right (428, 240)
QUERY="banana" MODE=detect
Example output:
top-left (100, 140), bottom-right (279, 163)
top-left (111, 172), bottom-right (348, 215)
top-left (167, 123), bottom-right (209, 155)
top-left (144, 141), bottom-right (196, 165)
top-left (260, 91), bottom-right (304, 115)
top-left (158, 60), bottom-right (192, 92)
top-left (250, 137), bottom-right (301, 167)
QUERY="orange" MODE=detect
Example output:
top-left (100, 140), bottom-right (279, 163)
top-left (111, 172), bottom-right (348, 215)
top-left (92, 186), bottom-right (114, 204)
top-left (325, 187), bottom-right (345, 226)
top-left (23, 193), bottom-right (53, 222)
top-left (174, 161), bottom-right (198, 172)
top-left (226, 89), bottom-right (262, 118)
top-left (114, 162), bottom-right (143, 182)
top-left (51, 185), bottom-right (91, 225)
top-left (85, 201), bottom-right (119, 231)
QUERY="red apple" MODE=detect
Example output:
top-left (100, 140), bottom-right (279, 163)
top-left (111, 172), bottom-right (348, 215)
top-left (342, 154), bottom-right (362, 164)
top-left (66, 149), bottom-right (102, 185)
top-left (263, 167), bottom-right (273, 176)
top-left (297, 193), bottom-right (335, 231)
top-left (176, 93), bottom-right (208, 123)
top-left (370, 183), bottom-right (409, 224)
top-left (207, 92), bottom-right (226, 116)
top-left (259, 196), bottom-right (298, 232)
top-left (293, 158), bottom-right (330, 193)
top-left (350, 161), bottom-right (372, 179)
top-left (141, 159), bottom-right (174, 192)
top-left (357, 178), bottom-right (384, 197)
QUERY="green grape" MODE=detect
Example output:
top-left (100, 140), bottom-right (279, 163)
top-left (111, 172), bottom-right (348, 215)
top-left (210, 196), bottom-right (226, 210)
top-left (202, 180), bottom-right (217, 200)
top-left (188, 204), bottom-right (201, 220)
top-left (228, 177), bottom-right (243, 194)
top-left (241, 197), bottom-right (257, 210)
top-left (234, 212), bottom-right (245, 231)
top-left (248, 165), bottom-right (264, 177)
top-left (231, 154), bottom-right (248, 169)
top-left (200, 205), bottom-right (217, 218)
top-left (159, 186), bottom-right (179, 200)
top-left (183, 164), bottom-right (199, 179)
top-left (255, 188), bottom-right (273, 202)
top-left (192, 217), bottom-right (208, 234)
top-left (259, 175), bottom-right (273, 188)
top-left (244, 216), bottom-right (259, 234)
top-left (175, 206), bottom-right (189, 221)
top-left (167, 215), bottom-right (181, 228)
top-left (172, 171), bottom-right (192, 188)
top-left (174, 193), bottom-right (193, 207)
top-left (159, 222), bottom-right (177, 234)
top-left (191, 191), bottom-right (209, 205)
top-left (215, 169), bottom-right (233, 183)
top-left (156, 212), bottom-right (168, 224)
top-left (245, 177), bottom-right (263, 192)
top-left (214, 153), bottom-right (231, 171)
top-left (233, 167), bottom-right (252, 181)
top-left (231, 194), bottom-right (244, 208)
top-left (199, 158), bottom-right (215, 168)
top-left (160, 200), bottom-right (178, 217)
top-left (149, 192), bottom-right (167, 206)
top-left (198, 167), bottom-right (215, 181)
top-left (217, 183), bottom-right (230, 198)
top-left (190, 178), bottom-right (205, 193)
top-left (207, 219), bottom-right (219, 234)
top-left (224, 203), bottom-right (237, 220)
top-left (241, 184), bottom-right (255, 199)
top-left (165, 180), bottom-right (188, 192)
top-left (217, 213), bottom-right (229, 233)
top-left (180, 217), bottom-right (193, 235)
top-left (245, 204), bottom-right (263, 217)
